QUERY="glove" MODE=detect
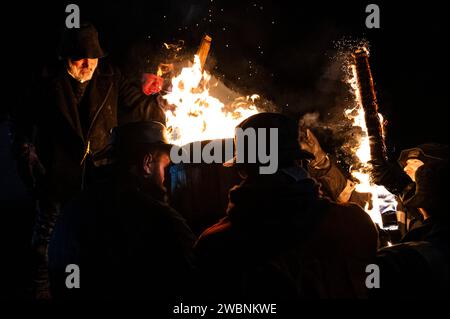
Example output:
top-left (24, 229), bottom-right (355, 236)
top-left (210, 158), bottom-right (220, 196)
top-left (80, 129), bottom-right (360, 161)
top-left (299, 129), bottom-right (328, 168)
top-left (369, 158), bottom-right (413, 196)
top-left (142, 73), bottom-right (164, 95)
top-left (369, 158), bottom-right (391, 185)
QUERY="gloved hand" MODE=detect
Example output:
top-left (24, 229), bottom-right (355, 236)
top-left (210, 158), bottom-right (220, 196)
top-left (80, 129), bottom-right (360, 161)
top-left (142, 73), bottom-right (164, 95)
top-left (299, 129), bottom-right (328, 168)
top-left (369, 158), bottom-right (413, 197)
top-left (336, 179), bottom-right (357, 203)
top-left (369, 158), bottom-right (391, 185)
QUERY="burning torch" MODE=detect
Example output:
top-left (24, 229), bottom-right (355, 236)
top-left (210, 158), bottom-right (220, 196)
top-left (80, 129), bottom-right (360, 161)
top-left (352, 49), bottom-right (388, 164)
top-left (351, 48), bottom-right (401, 232)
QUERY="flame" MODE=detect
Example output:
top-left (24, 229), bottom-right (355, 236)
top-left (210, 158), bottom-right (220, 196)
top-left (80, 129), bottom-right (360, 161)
top-left (163, 55), bottom-right (259, 145)
top-left (163, 42), bottom-right (184, 52)
top-left (345, 56), bottom-right (397, 227)
top-left (156, 63), bottom-right (173, 77)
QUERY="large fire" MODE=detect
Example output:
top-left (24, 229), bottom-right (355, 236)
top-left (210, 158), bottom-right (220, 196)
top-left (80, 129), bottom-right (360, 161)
top-left (162, 55), bottom-right (259, 146)
top-left (161, 46), bottom-right (396, 227)
top-left (345, 52), bottom-right (397, 228)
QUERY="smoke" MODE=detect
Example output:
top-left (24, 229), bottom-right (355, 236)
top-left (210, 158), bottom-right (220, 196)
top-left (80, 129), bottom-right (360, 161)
top-left (298, 111), bottom-right (320, 128)
top-left (128, 30), bottom-right (373, 172)
top-left (298, 38), bottom-right (371, 175)
top-left (208, 75), bottom-right (279, 114)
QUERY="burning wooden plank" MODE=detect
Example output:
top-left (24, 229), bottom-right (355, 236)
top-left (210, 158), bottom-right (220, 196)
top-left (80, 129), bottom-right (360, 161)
top-left (352, 49), bottom-right (388, 163)
top-left (343, 48), bottom-right (398, 227)
top-left (196, 34), bottom-right (212, 72)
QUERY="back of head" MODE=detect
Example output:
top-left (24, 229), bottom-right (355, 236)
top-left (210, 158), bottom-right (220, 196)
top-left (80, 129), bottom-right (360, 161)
top-left (229, 112), bottom-right (313, 177)
top-left (398, 143), bottom-right (448, 167)
top-left (405, 160), bottom-right (449, 220)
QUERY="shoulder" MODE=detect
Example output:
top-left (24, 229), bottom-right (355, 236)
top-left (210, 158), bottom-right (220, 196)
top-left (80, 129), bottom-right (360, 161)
top-left (129, 189), bottom-right (176, 221)
top-left (317, 200), bottom-right (379, 253)
top-left (195, 217), bottom-right (234, 250)
top-left (199, 217), bottom-right (232, 237)
top-left (136, 190), bottom-right (194, 235)
top-left (328, 200), bottom-right (376, 228)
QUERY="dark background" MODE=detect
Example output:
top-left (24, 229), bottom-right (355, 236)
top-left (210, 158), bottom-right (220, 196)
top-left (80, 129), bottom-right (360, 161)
top-left (0, 0), bottom-right (448, 300)
top-left (4, 0), bottom-right (448, 153)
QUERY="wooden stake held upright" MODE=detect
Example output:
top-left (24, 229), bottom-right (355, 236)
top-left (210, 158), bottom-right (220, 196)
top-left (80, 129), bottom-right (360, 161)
top-left (196, 35), bottom-right (212, 72)
top-left (353, 49), bottom-right (388, 162)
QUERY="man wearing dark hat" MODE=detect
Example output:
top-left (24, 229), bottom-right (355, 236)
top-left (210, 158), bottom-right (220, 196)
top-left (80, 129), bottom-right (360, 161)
top-left (373, 161), bottom-right (449, 299)
top-left (48, 121), bottom-right (196, 299)
top-left (402, 161), bottom-right (449, 242)
top-left (194, 112), bottom-right (378, 299)
top-left (14, 22), bottom-right (167, 299)
top-left (370, 143), bottom-right (448, 237)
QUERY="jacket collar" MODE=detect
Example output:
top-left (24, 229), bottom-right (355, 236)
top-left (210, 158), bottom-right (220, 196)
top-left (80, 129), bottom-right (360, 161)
top-left (54, 62), bottom-right (114, 140)
top-left (227, 166), bottom-right (320, 222)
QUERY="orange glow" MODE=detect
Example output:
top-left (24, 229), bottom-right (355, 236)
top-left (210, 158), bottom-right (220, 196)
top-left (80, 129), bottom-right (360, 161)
top-left (163, 55), bottom-right (259, 146)
top-left (345, 50), bottom-right (397, 227)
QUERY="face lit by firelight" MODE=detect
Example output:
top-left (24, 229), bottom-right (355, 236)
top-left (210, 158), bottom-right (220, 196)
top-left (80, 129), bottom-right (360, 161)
top-left (67, 58), bottom-right (98, 83)
top-left (404, 159), bottom-right (425, 181)
top-left (143, 152), bottom-right (171, 187)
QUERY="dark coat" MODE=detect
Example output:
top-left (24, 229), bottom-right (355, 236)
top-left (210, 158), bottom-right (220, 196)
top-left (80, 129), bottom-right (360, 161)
top-left (194, 166), bottom-right (378, 299)
top-left (15, 61), bottom-right (166, 244)
top-left (16, 60), bottom-right (166, 203)
top-left (48, 173), bottom-right (196, 299)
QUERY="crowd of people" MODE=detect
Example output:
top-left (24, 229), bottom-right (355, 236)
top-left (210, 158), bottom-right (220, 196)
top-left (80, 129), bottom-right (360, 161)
top-left (2, 23), bottom-right (448, 300)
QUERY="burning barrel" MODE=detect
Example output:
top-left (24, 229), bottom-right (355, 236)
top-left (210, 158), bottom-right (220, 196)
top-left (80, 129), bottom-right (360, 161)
top-left (167, 139), bottom-right (241, 236)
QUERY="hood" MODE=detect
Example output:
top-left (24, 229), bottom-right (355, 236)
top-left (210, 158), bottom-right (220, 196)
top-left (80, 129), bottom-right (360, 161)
top-left (227, 166), bottom-right (326, 244)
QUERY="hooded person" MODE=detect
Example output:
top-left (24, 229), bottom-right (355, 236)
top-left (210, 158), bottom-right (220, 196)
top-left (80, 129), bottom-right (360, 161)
top-left (370, 143), bottom-right (448, 237)
top-left (48, 121), bottom-right (196, 300)
top-left (13, 22), bottom-right (168, 299)
top-left (373, 161), bottom-right (449, 299)
top-left (401, 161), bottom-right (448, 245)
top-left (194, 112), bottom-right (378, 299)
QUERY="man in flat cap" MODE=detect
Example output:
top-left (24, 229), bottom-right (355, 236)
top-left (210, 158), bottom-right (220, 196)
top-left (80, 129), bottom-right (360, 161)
top-left (14, 23), bottom-right (167, 299)
top-left (48, 121), bottom-right (196, 299)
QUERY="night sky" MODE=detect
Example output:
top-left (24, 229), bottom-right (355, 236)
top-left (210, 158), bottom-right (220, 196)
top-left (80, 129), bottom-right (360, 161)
top-left (6, 0), bottom-right (449, 158)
